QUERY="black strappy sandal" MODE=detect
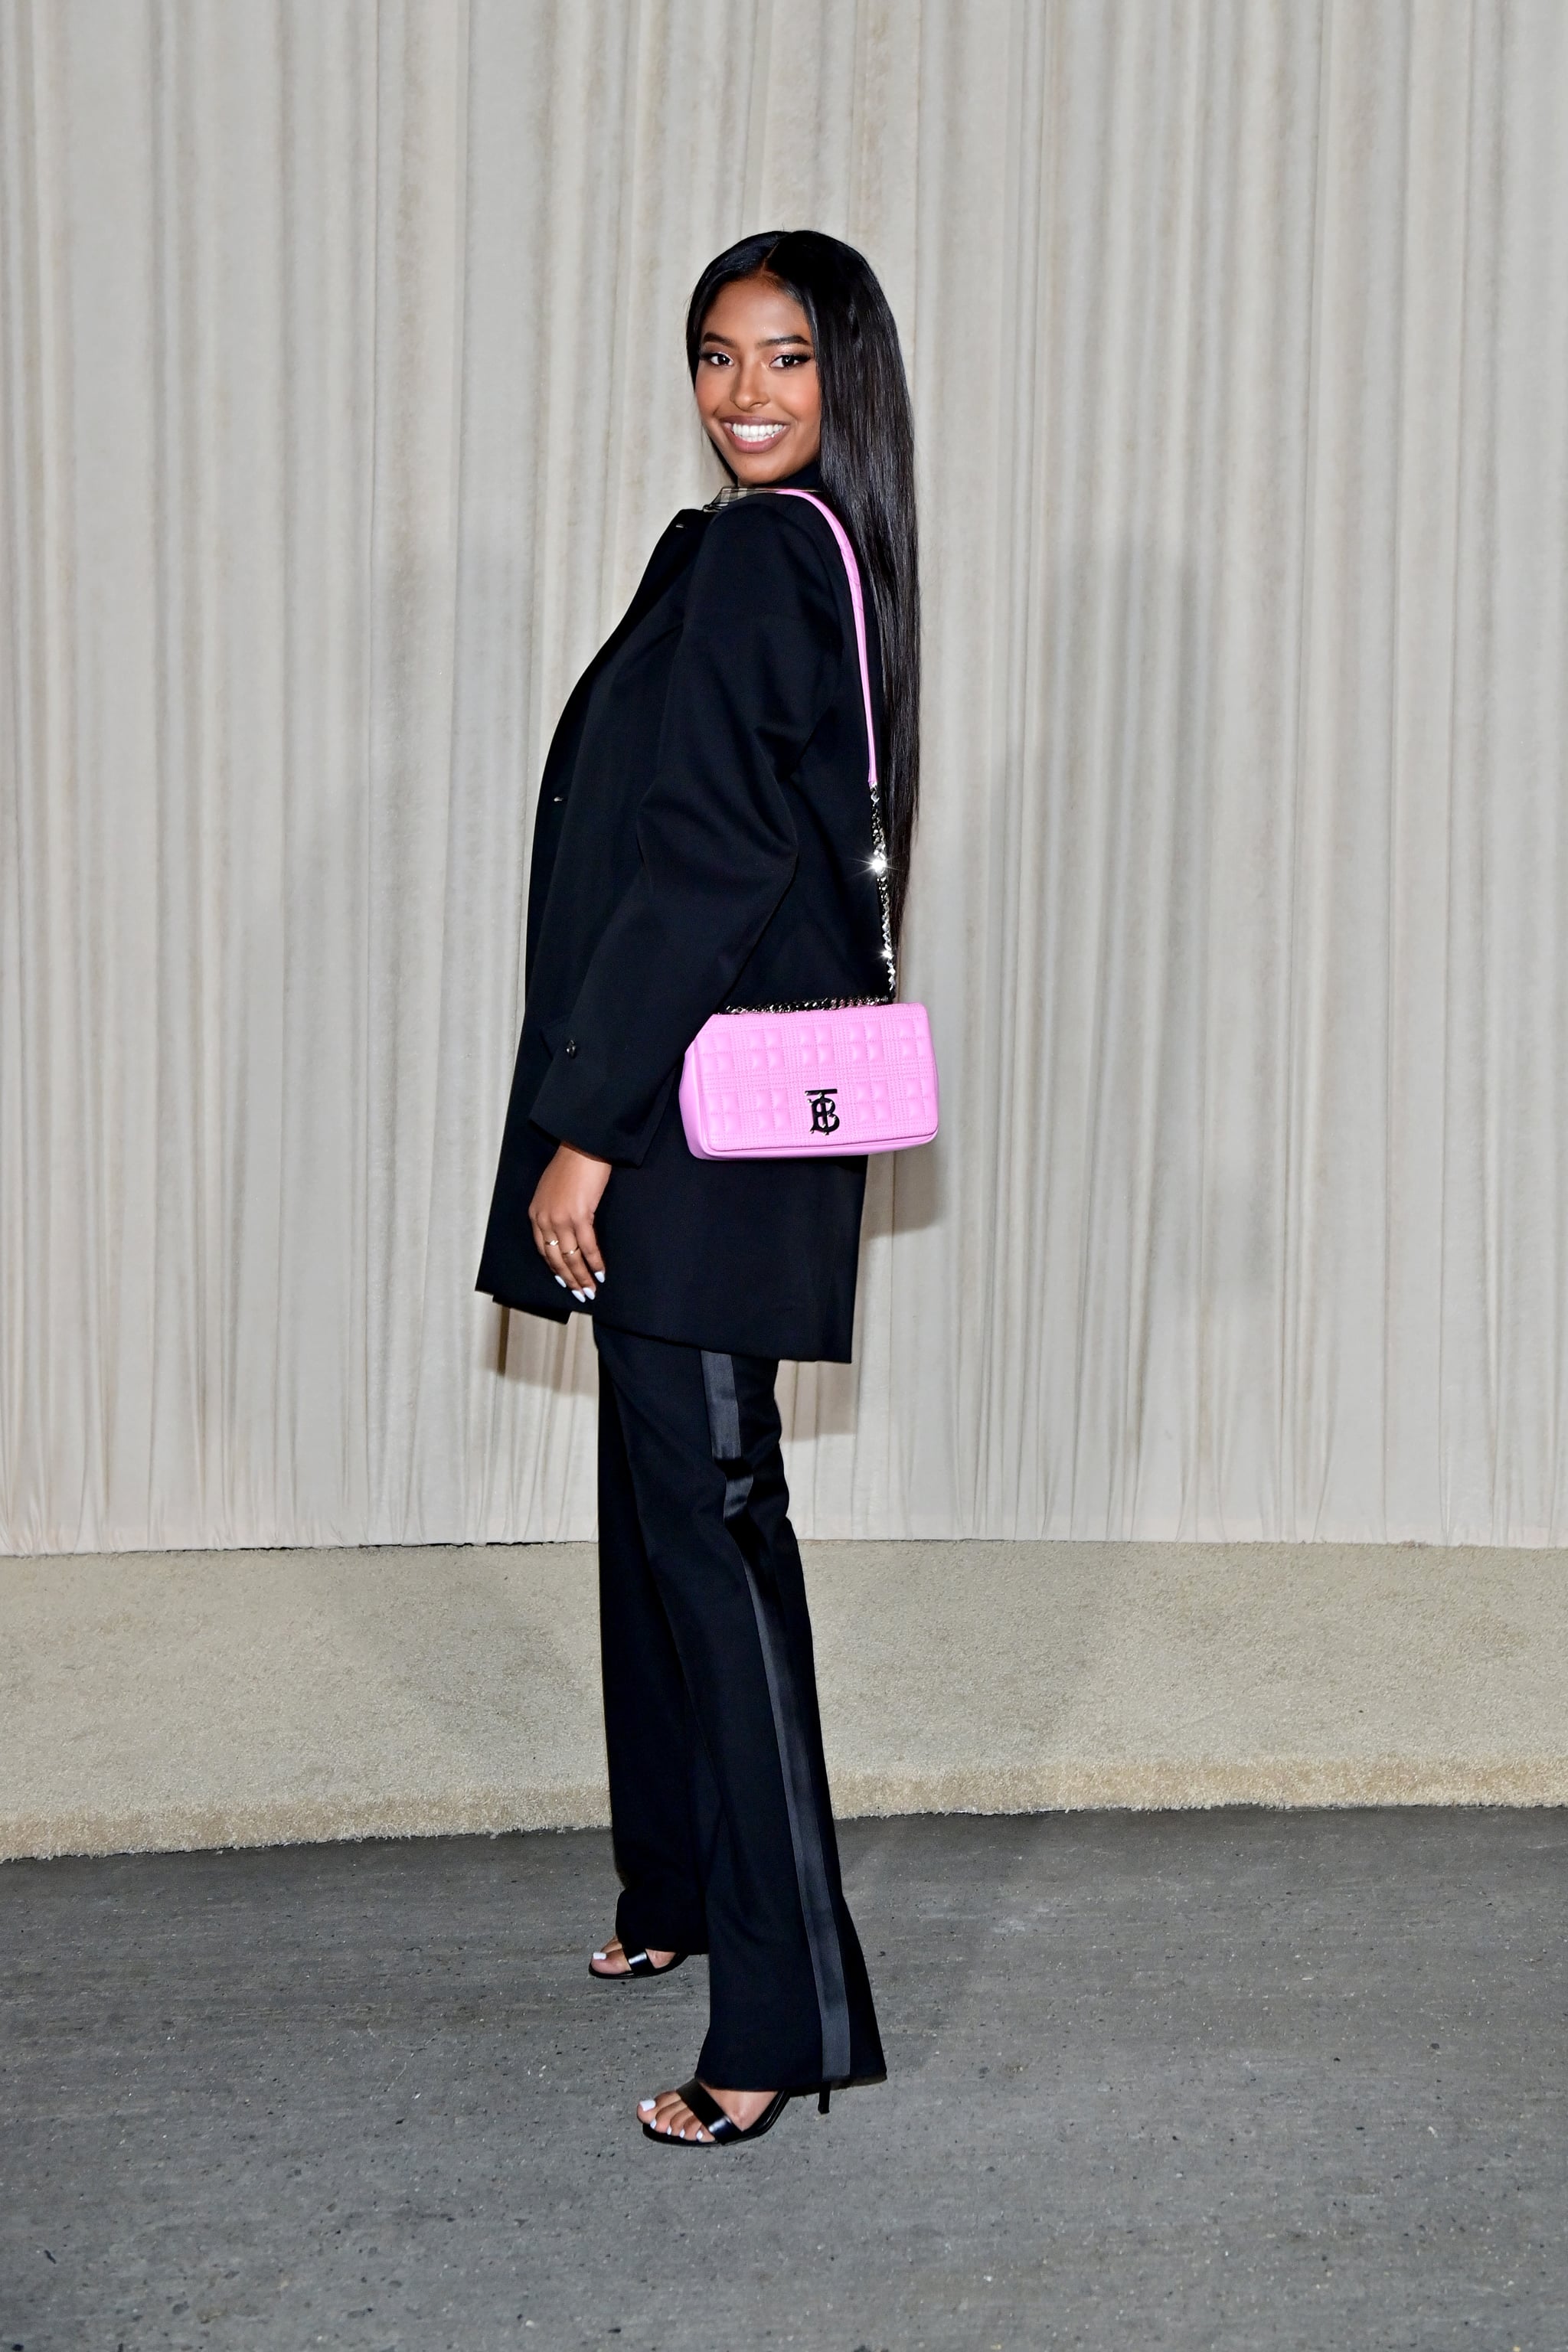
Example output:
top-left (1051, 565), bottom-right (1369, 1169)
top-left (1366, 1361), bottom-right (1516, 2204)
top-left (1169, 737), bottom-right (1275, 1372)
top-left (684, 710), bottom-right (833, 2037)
top-left (641, 2076), bottom-right (831, 2147)
top-left (588, 1945), bottom-right (688, 1982)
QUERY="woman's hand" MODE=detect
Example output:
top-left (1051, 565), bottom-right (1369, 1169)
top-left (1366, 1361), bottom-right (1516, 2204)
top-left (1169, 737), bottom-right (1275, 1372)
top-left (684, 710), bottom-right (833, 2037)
top-left (529, 1143), bottom-right (612, 1300)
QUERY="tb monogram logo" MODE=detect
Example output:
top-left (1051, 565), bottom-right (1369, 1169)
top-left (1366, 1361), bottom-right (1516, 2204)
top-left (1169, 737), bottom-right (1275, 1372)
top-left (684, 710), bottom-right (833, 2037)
top-left (806, 1088), bottom-right (841, 1135)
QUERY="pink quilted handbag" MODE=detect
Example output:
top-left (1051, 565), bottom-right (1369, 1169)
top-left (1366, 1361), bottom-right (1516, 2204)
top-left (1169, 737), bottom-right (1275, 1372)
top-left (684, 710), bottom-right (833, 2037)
top-left (679, 490), bottom-right (939, 1162)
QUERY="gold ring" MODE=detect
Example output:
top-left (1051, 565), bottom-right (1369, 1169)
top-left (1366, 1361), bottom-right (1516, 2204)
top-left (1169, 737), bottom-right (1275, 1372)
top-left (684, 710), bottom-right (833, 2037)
top-left (546, 1238), bottom-right (560, 1250)
top-left (564, 1246), bottom-right (581, 1256)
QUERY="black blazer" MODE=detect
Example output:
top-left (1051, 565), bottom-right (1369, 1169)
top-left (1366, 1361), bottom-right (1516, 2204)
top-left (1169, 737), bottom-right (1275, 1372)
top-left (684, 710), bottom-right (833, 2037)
top-left (475, 464), bottom-right (889, 1363)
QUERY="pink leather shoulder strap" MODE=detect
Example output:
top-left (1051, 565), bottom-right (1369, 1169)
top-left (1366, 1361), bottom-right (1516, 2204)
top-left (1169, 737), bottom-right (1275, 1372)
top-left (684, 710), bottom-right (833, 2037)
top-left (771, 488), bottom-right (878, 799)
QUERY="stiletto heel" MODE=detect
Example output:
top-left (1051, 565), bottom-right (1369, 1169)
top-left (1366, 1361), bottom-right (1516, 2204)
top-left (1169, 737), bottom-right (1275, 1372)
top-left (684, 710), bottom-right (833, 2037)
top-left (642, 2077), bottom-right (831, 2148)
top-left (818, 2086), bottom-right (831, 2115)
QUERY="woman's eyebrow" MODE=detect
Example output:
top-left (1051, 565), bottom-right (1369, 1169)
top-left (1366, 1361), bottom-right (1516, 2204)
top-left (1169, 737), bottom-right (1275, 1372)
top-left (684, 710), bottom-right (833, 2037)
top-left (700, 332), bottom-right (812, 350)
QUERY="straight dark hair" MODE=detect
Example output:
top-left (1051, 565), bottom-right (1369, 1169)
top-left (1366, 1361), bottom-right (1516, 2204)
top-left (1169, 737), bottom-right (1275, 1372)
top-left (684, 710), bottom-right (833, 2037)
top-left (685, 230), bottom-right (920, 948)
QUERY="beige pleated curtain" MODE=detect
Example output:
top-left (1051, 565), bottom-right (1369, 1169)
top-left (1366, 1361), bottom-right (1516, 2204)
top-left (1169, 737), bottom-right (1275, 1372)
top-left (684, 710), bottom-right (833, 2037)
top-left (3, 0), bottom-right (1566, 1553)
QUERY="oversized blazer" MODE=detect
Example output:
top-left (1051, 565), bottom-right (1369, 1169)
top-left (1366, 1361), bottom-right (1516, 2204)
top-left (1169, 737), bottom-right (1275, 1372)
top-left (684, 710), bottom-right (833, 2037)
top-left (475, 462), bottom-right (890, 1363)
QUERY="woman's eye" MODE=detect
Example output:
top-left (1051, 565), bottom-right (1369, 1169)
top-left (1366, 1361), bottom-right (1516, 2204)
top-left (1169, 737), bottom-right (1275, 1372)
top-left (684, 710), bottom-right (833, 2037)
top-left (701, 350), bottom-right (731, 368)
top-left (772, 351), bottom-right (812, 368)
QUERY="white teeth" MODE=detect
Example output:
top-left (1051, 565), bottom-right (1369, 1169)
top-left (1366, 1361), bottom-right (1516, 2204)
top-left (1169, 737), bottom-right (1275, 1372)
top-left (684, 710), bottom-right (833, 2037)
top-left (729, 422), bottom-right (786, 442)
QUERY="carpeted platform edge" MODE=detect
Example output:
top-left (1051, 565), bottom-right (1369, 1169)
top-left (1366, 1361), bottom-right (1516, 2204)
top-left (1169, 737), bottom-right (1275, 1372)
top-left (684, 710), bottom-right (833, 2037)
top-left (7, 1754), bottom-right (1566, 1864)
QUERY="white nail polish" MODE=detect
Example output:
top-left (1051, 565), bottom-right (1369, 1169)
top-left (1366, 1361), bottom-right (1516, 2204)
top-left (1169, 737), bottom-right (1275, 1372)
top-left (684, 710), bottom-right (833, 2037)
top-left (593, 1270), bottom-right (606, 1283)
top-left (554, 1275), bottom-right (567, 1288)
top-left (639, 2099), bottom-right (655, 2112)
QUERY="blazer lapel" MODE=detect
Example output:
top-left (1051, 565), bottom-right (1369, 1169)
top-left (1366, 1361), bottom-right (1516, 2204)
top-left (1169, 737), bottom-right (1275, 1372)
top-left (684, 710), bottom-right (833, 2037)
top-left (535, 511), bottom-right (709, 803)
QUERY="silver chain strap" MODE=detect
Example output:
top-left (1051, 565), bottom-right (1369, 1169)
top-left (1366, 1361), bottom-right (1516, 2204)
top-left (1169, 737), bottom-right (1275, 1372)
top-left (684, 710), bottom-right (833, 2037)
top-left (724, 827), bottom-right (896, 1015)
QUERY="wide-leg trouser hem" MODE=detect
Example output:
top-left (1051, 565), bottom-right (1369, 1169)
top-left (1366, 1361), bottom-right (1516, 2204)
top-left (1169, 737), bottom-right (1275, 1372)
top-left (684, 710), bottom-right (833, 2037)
top-left (594, 1325), bottom-right (884, 2090)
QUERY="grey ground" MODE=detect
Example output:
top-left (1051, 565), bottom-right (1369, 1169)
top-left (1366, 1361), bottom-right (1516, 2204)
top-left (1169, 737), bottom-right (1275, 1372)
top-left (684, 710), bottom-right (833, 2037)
top-left (2, 1811), bottom-right (1563, 2352)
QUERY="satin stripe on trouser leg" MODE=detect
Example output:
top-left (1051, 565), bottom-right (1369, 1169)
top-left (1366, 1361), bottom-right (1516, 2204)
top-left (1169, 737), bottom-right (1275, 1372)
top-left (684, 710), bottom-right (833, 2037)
top-left (700, 1348), bottom-right (853, 2085)
top-left (593, 1325), bottom-right (884, 2092)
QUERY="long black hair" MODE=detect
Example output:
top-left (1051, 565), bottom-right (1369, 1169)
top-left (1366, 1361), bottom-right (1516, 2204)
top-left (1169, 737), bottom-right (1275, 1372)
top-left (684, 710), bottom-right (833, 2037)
top-left (685, 230), bottom-right (920, 946)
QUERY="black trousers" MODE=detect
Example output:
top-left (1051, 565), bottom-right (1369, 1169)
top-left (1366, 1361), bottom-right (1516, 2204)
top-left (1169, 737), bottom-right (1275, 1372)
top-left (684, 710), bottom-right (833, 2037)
top-left (593, 1325), bottom-right (885, 2092)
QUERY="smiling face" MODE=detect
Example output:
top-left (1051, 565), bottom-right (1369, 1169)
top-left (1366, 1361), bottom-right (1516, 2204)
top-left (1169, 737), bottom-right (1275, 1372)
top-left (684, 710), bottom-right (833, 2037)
top-left (693, 273), bottom-right (822, 485)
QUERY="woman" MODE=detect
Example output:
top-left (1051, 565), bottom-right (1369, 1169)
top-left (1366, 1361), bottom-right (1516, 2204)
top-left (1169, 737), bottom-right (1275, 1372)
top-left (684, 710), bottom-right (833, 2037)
top-left (477, 229), bottom-right (920, 2145)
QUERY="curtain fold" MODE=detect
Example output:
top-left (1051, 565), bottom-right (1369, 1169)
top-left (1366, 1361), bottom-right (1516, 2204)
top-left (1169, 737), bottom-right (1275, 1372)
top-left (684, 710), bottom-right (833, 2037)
top-left (2, 0), bottom-right (1566, 1552)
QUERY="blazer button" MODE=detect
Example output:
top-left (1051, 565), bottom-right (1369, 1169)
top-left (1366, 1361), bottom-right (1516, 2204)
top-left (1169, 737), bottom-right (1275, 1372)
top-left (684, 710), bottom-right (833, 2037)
top-left (564, 1037), bottom-right (577, 1057)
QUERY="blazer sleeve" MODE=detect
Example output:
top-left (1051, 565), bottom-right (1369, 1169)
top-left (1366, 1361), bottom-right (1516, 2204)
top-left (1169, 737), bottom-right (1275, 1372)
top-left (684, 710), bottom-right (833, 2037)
top-left (528, 497), bottom-right (841, 1164)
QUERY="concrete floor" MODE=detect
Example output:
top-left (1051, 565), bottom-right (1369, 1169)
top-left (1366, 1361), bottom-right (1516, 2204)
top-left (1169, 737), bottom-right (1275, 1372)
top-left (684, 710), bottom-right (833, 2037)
top-left (1, 1812), bottom-right (1563, 2352)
